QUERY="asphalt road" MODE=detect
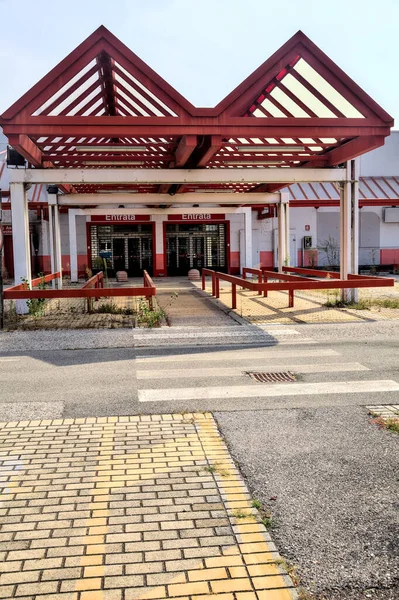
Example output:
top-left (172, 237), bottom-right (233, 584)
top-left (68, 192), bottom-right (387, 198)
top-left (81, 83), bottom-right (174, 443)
top-left (0, 321), bottom-right (399, 417)
top-left (0, 320), bottom-right (398, 599)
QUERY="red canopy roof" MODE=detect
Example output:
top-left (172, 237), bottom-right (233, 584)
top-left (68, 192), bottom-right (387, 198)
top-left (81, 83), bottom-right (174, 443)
top-left (0, 26), bottom-right (393, 194)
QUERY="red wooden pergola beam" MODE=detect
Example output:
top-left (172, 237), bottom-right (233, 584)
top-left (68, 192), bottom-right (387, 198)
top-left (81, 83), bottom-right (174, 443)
top-left (6, 115), bottom-right (387, 127)
top-left (112, 64), bottom-right (169, 117)
top-left (175, 135), bottom-right (197, 167)
top-left (96, 52), bottom-right (117, 116)
top-left (2, 39), bottom-right (107, 121)
top-left (42, 64), bottom-right (99, 116)
top-left (298, 45), bottom-right (393, 123)
top-left (289, 68), bottom-right (346, 118)
top-left (7, 134), bottom-right (43, 167)
top-left (3, 125), bottom-right (390, 141)
top-left (327, 136), bottom-right (385, 166)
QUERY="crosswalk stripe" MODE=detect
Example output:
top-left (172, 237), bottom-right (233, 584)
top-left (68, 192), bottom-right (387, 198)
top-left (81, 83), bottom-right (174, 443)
top-left (133, 330), bottom-right (299, 340)
top-left (138, 380), bottom-right (399, 402)
top-left (136, 362), bottom-right (369, 379)
top-left (136, 349), bottom-right (340, 363)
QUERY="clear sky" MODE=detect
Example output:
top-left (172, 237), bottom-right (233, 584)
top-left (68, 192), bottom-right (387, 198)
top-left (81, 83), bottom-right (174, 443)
top-left (0, 0), bottom-right (397, 124)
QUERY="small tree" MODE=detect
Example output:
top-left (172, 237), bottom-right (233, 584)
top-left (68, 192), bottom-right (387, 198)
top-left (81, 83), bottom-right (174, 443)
top-left (318, 236), bottom-right (340, 269)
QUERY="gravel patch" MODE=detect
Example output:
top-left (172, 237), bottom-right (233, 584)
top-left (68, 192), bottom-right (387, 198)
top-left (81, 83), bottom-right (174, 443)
top-left (216, 406), bottom-right (399, 599)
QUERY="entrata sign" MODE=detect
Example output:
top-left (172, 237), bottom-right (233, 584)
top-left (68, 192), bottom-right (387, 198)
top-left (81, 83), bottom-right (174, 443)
top-left (91, 215), bottom-right (150, 223)
top-left (168, 214), bottom-right (225, 221)
top-left (2, 225), bottom-right (12, 235)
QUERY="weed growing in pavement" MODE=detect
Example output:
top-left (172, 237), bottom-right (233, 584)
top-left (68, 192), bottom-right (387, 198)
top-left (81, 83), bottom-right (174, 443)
top-left (261, 516), bottom-right (272, 529)
top-left (94, 302), bottom-right (136, 316)
top-left (204, 465), bottom-right (217, 474)
top-left (251, 499), bottom-right (262, 510)
top-left (233, 510), bottom-right (256, 520)
top-left (370, 415), bottom-right (399, 434)
top-left (21, 275), bottom-right (47, 317)
top-left (137, 300), bottom-right (164, 328)
top-left (203, 462), bottom-right (230, 477)
top-left (275, 558), bottom-right (312, 600)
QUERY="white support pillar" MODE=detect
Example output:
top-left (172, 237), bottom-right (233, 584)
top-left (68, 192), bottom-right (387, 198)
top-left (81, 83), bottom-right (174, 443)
top-left (10, 183), bottom-right (31, 314)
top-left (350, 158), bottom-right (359, 302)
top-left (47, 204), bottom-right (56, 288)
top-left (243, 207), bottom-right (252, 271)
top-left (49, 192), bottom-right (63, 289)
top-left (339, 162), bottom-right (351, 301)
top-left (277, 199), bottom-right (286, 273)
top-left (281, 192), bottom-right (290, 265)
top-left (68, 210), bottom-right (78, 282)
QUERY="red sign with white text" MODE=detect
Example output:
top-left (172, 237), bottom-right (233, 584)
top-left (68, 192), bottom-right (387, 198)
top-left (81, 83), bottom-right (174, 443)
top-left (2, 225), bottom-right (12, 235)
top-left (91, 215), bottom-right (150, 223)
top-left (168, 214), bottom-right (225, 221)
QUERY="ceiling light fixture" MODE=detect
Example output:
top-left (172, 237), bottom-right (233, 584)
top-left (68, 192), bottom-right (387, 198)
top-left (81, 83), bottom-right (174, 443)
top-left (226, 160), bottom-right (285, 165)
top-left (236, 145), bottom-right (305, 152)
top-left (76, 145), bottom-right (147, 152)
top-left (83, 161), bottom-right (145, 166)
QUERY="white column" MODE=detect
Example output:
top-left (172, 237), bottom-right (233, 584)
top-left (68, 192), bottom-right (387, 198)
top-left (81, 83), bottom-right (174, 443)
top-left (52, 199), bottom-right (63, 289)
top-left (47, 205), bottom-right (56, 288)
top-left (69, 210), bottom-right (78, 282)
top-left (277, 200), bottom-right (286, 273)
top-left (10, 183), bottom-right (31, 314)
top-left (339, 162), bottom-right (351, 301)
top-left (281, 192), bottom-right (290, 265)
top-left (243, 207), bottom-right (252, 271)
top-left (350, 158), bottom-right (359, 302)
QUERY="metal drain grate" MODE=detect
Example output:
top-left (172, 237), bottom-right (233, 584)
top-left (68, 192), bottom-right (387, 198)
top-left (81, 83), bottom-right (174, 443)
top-left (246, 371), bottom-right (296, 383)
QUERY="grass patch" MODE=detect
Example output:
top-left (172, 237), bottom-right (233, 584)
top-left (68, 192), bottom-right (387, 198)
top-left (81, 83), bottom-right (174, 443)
top-left (324, 297), bottom-right (399, 310)
top-left (251, 499), bottom-right (261, 510)
top-left (94, 302), bottom-right (136, 315)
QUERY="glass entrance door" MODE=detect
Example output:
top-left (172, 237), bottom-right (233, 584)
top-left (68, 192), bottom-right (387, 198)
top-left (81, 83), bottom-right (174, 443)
top-left (112, 238), bottom-right (126, 272)
top-left (91, 224), bottom-right (153, 277)
top-left (166, 223), bottom-right (226, 275)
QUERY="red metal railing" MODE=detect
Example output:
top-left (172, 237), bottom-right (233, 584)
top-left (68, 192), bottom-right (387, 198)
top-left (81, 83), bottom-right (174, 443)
top-left (201, 269), bottom-right (395, 310)
top-left (6, 271), bottom-right (62, 292)
top-left (202, 268), bottom-right (216, 297)
top-left (282, 266), bottom-right (341, 279)
top-left (242, 267), bottom-right (263, 296)
top-left (4, 271), bottom-right (156, 306)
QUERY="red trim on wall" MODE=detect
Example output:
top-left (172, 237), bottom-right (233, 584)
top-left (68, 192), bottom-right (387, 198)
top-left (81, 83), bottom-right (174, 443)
top-left (259, 250), bottom-right (274, 268)
top-left (230, 251), bottom-right (240, 274)
top-left (380, 249), bottom-right (399, 265)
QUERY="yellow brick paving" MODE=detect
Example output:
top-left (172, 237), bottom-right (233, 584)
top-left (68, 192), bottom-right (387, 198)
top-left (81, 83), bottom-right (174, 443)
top-left (0, 414), bottom-right (297, 600)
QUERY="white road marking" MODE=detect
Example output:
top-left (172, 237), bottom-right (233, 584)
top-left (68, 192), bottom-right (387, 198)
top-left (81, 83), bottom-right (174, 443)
top-left (133, 330), bottom-right (300, 340)
top-left (136, 363), bottom-right (369, 379)
top-left (136, 349), bottom-right (340, 363)
top-left (138, 380), bottom-right (399, 402)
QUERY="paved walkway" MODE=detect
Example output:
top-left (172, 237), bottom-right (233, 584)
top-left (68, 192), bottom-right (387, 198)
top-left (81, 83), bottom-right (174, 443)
top-left (0, 414), bottom-right (296, 600)
top-left (198, 279), bottom-right (399, 324)
top-left (155, 279), bottom-right (237, 327)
